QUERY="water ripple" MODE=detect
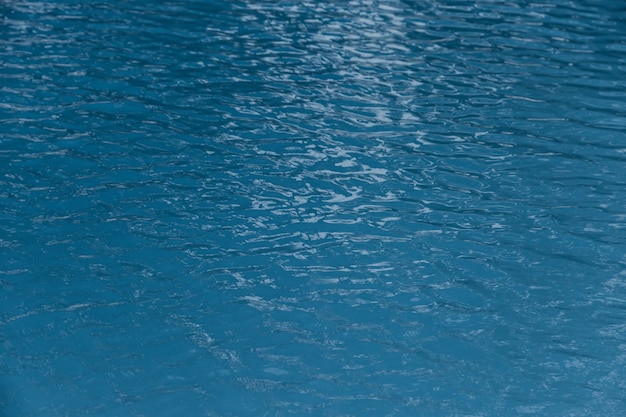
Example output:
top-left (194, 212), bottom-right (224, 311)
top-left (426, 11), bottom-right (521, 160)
top-left (2, 0), bottom-right (626, 416)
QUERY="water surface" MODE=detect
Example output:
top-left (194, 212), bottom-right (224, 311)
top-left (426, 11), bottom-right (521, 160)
top-left (1, 0), bottom-right (626, 416)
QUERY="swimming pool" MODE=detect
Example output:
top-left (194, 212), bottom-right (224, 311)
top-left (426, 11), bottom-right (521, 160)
top-left (1, 0), bottom-right (625, 415)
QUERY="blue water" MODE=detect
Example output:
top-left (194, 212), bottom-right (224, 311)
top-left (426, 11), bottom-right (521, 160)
top-left (2, 0), bottom-right (626, 415)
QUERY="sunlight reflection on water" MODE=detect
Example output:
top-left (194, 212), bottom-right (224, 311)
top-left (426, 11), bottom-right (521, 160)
top-left (1, 0), bottom-right (626, 416)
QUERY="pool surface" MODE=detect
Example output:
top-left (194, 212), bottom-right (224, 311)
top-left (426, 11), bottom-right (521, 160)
top-left (1, 0), bottom-right (626, 416)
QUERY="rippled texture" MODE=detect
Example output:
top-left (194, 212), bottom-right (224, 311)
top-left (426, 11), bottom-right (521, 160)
top-left (1, 0), bottom-right (626, 415)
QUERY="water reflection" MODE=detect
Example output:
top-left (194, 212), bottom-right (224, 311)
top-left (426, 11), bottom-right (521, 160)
top-left (1, 0), bottom-right (625, 416)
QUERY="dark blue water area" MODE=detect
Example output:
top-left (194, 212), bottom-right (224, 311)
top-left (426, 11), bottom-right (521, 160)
top-left (1, 0), bottom-right (626, 415)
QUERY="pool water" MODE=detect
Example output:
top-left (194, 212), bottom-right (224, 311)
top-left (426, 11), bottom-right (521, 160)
top-left (1, 0), bottom-right (626, 416)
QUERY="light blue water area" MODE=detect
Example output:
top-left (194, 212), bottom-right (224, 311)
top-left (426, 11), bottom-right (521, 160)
top-left (1, 0), bottom-right (626, 415)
